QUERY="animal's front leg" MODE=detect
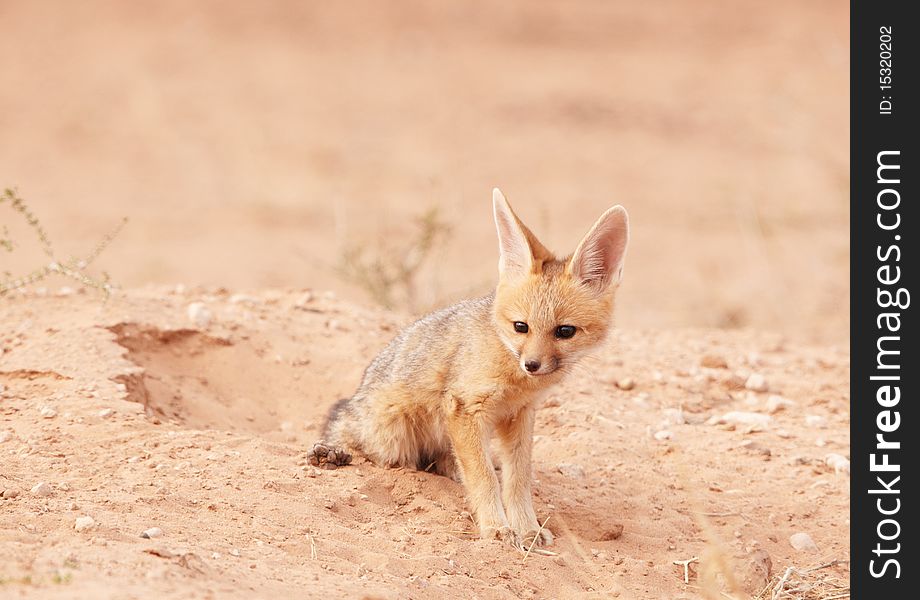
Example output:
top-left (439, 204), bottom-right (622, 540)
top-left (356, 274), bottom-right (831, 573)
top-left (495, 405), bottom-right (553, 547)
top-left (446, 411), bottom-right (518, 548)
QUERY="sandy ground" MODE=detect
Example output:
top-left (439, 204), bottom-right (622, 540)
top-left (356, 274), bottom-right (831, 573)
top-left (2, 1), bottom-right (850, 598)
top-left (1, 0), bottom-right (848, 342)
top-left (1, 288), bottom-right (849, 598)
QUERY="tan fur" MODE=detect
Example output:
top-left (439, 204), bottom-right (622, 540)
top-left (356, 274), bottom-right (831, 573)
top-left (311, 188), bottom-right (629, 549)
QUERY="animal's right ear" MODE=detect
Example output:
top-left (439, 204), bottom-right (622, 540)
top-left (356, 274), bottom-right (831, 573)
top-left (492, 188), bottom-right (546, 277)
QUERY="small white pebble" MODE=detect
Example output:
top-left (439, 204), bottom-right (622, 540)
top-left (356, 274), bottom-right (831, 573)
top-left (229, 549), bottom-right (241, 557)
top-left (654, 430), bottom-right (673, 441)
top-left (141, 527), bottom-right (163, 539)
top-left (661, 408), bottom-right (685, 425)
top-left (805, 415), bottom-right (828, 429)
top-left (0, 431), bottom-right (12, 444)
top-left (789, 532), bottom-right (818, 552)
top-left (744, 373), bottom-right (769, 393)
top-left (74, 516), bottom-right (95, 532)
top-left (31, 482), bottom-right (53, 497)
top-left (294, 291), bottom-right (315, 307)
top-left (615, 377), bottom-right (636, 391)
top-left (187, 302), bottom-right (212, 329)
top-left (742, 392), bottom-right (760, 407)
top-left (230, 293), bottom-right (259, 305)
top-left (766, 395), bottom-right (795, 414)
top-left (98, 408), bottom-right (114, 419)
top-left (709, 411), bottom-right (771, 429)
top-left (40, 406), bottom-right (57, 419)
top-left (824, 453), bottom-right (850, 475)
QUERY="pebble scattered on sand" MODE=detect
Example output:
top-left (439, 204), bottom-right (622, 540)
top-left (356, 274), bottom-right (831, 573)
top-left (660, 408), bottom-right (685, 426)
top-left (2, 489), bottom-right (20, 499)
top-left (765, 395), bottom-right (794, 414)
top-left (805, 415), bottom-right (828, 429)
top-left (141, 527), bottom-right (163, 539)
top-left (709, 411), bottom-right (771, 429)
top-left (738, 440), bottom-right (772, 458)
top-left (230, 293), bottom-right (259, 305)
top-left (40, 406), bottom-right (57, 419)
top-left (654, 430), bottom-right (673, 441)
top-left (744, 373), bottom-right (769, 393)
top-left (824, 453), bottom-right (850, 475)
top-left (738, 547), bottom-right (773, 593)
top-left (0, 430), bottom-right (11, 444)
top-left (187, 302), bottom-right (212, 329)
top-left (98, 408), bottom-right (114, 419)
top-left (31, 482), bottom-right (53, 497)
top-left (789, 532), bottom-right (818, 552)
top-left (294, 291), bottom-right (315, 308)
top-left (74, 516), bottom-right (96, 532)
top-left (615, 377), bottom-right (636, 391)
top-left (556, 463), bottom-right (586, 479)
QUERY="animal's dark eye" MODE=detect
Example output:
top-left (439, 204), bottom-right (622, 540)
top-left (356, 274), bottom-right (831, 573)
top-left (513, 321), bottom-right (529, 334)
top-left (555, 325), bottom-right (576, 339)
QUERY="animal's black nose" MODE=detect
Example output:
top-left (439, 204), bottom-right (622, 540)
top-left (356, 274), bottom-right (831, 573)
top-left (524, 360), bottom-right (541, 373)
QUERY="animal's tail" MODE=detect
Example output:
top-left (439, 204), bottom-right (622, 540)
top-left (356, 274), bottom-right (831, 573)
top-left (322, 397), bottom-right (351, 437)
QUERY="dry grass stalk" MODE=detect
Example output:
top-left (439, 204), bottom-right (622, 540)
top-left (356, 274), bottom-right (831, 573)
top-left (337, 206), bottom-right (450, 312)
top-left (1, 188), bottom-right (126, 297)
top-left (521, 516), bottom-right (554, 562)
top-left (754, 559), bottom-right (850, 600)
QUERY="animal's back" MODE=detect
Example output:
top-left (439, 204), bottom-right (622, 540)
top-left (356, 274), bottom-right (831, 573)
top-left (321, 293), bottom-right (498, 471)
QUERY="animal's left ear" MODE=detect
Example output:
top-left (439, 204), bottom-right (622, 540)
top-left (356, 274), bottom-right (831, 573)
top-left (568, 206), bottom-right (629, 290)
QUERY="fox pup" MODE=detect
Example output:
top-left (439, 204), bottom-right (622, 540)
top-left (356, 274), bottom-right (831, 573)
top-left (309, 189), bottom-right (629, 550)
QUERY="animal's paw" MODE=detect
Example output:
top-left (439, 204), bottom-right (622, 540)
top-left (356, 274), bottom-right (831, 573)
top-left (307, 442), bottom-right (352, 469)
top-left (521, 526), bottom-right (554, 548)
top-left (482, 525), bottom-right (521, 549)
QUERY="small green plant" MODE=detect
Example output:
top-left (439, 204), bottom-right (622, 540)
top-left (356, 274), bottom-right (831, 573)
top-left (338, 206), bottom-right (451, 312)
top-left (1, 188), bottom-right (126, 297)
top-left (51, 571), bottom-right (73, 585)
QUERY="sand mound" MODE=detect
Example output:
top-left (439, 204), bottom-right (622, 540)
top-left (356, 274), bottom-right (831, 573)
top-left (1, 288), bottom-right (849, 598)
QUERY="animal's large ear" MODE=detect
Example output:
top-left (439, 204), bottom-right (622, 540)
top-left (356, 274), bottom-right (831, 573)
top-left (568, 206), bottom-right (629, 290)
top-left (492, 188), bottom-right (553, 277)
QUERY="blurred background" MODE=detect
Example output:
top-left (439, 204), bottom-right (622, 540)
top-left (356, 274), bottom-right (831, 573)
top-left (1, 0), bottom-right (848, 342)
